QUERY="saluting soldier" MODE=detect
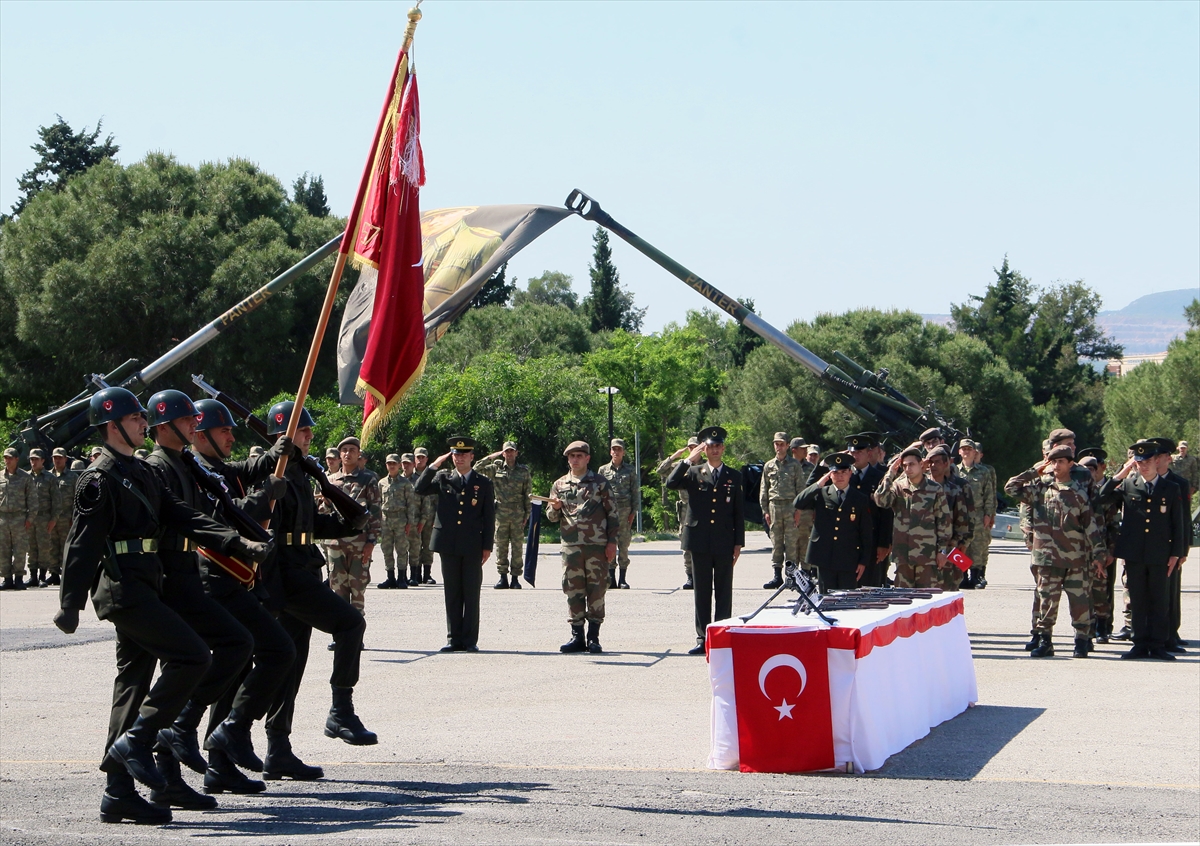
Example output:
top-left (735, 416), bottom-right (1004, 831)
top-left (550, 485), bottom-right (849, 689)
top-left (0, 446), bottom-right (32, 590)
top-left (657, 437), bottom-right (699, 589)
top-left (377, 454), bottom-right (416, 590)
top-left (475, 441), bottom-right (533, 590)
top-left (793, 452), bottom-right (874, 591)
top-left (956, 439), bottom-right (996, 589)
top-left (874, 445), bottom-right (950, 589)
top-left (47, 447), bottom-right (78, 587)
top-left (546, 440), bottom-right (618, 653)
top-left (413, 447), bottom-right (439, 585)
top-left (667, 426), bottom-right (745, 656)
top-left (25, 448), bottom-right (59, 587)
top-left (760, 432), bottom-right (805, 590)
top-left (1078, 449), bottom-right (1121, 643)
top-left (843, 433), bottom-right (892, 586)
top-left (326, 437), bottom-right (382, 616)
top-left (926, 445), bottom-right (974, 591)
top-left (53, 387), bottom-right (269, 825)
top-left (598, 438), bottom-right (638, 589)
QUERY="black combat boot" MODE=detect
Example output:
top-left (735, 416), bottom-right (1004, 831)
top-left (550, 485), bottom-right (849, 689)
top-left (101, 770), bottom-right (171, 825)
top-left (494, 575), bottom-right (509, 589)
top-left (1029, 633), bottom-right (1054, 658)
top-left (1072, 637), bottom-right (1091, 658)
top-left (608, 568), bottom-right (618, 589)
top-left (682, 577), bottom-right (694, 590)
top-left (204, 748), bottom-right (266, 794)
top-left (47, 572), bottom-right (61, 585)
top-left (394, 569), bottom-right (407, 588)
top-left (422, 565), bottom-right (436, 585)
top-left (958, 570), bottom-right (974, 590)
top-left (763, 567), bottom-right (783, 590)
top-left (1095, 617), bottom-right (1110, 644)
top-left (560, 625), bottom-right (586, 653)
top-left (325, 686), bottom-right (378, 745)
top-left (586, 620), bottom-right (603, 654)
top-left (157, 700), bottom-right (209, 774)
top-left (12, 573), bottom-right (26, 590)
top-left (1024, 630), bottom-right (1040, 651)
top-left (27, 570), bottom-right (42, 587)
top-left (378, 572), bottom-right (396, 589)
top-left (107, 716), bottom-right (167, 790)
top-left (204, 709), bottom-right (262, 772)
top-left (974, 569), bottom-right (987, 589)
top-left (618, 568), bottom-right (630, 589)
top-left (150, 746), bottom-right (217, 810)
top-left (262, 732), bottom-right (323, 781)
top-left (409, 565), bottom-right (421, 586)
top-left (510, 574), bottom-right (522, 589)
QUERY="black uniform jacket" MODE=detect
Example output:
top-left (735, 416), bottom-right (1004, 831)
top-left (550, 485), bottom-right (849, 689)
top-left (196, 451), bottom-right (276, 597)
top-left (810, 462), bottom-right (892, 550)
top-left (1098, 474), bottom-right (1188, 563)
top-left (414, 467), bottom-right (495, 556)
top-left (794, 482), bottom-right (874, 572)
top-left (666, 461), bottom-right (745, 554)
top-left (146, 446), bottom-right (212, 575)
top-left (59, 444), bottom-right (241, 618)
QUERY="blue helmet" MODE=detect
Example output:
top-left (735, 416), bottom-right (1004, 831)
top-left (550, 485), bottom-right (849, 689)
top-left (146, 390), bottom-right (199, 428)
top-left (266, 400), bottom-right (314, 436)
top-left (89, 387), bottom-right (147, 427)
top-left (194, 399), bottom-right (238, 432)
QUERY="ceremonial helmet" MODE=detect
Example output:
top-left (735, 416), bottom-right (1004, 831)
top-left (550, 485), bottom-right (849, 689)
top-left (146, 390), bottom-right (199, 427)
top-left (266, 400), bottom-right (315, 435)
top-left (88, 387), bottom-right (147, 427)
top-left (194, 399), bottom-right (238, 431)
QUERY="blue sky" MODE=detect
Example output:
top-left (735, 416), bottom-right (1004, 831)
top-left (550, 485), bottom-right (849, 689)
top-left (2, 1), bottom-right (1196, 331)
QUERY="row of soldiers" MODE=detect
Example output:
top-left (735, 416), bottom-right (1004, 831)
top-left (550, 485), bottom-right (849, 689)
top-left (0, 446), bottom-right (84, 589)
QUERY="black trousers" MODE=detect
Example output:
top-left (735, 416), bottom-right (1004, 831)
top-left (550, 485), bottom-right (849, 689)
top-left (440, 553), bottom-right (483, 648)
top-left (818, 566), bottom-right (857, 592)
top-left (265, 563), bottom-right (364, 737)
top-left (161, 569), bottom-right (253, 707)
top-left (1125, 558), bottom-right (1170, 649)
top-left (1168, 563), bottom-right (1182, 642)
top-left (692, 550), bottom-right (733, 641)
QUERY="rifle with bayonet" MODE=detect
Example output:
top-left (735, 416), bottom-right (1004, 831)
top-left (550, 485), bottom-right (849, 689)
top-left (178, 448), bottom-right (274, 586)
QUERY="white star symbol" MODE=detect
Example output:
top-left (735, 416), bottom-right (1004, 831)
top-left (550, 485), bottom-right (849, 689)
top-left (774, 699), bottom-right (796, 720)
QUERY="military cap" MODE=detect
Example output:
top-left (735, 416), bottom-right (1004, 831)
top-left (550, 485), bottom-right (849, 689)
top-left (806, 443), bottom-right (820, 454)
top-left (925, 445), bottom-right (952, 460)
top-left (789, 437), bottom-right (805, 449)
top-left (52, 447), bottom-right (68, 457)
top-left (1047, 444), bottom-right (1074, 461)
top-left (611, 438), bottom-right (626, 449)
top-left (1129, 440), bottom-right (1161, 460)
top-left (1179, 440), bottom-right (1188, 448)
top-left (1047, 428), bottom-right (1076, 445)
top-left (414, 447), bottom-right (429, 457)
top-left (1078, 456), bottom-right (1100, 469)
top-left (773, 432), bottom-right (788, 443)
top-left (401, 452), bottom-right (415, 462)
top-left (385, 453), bottom-right (401, 464)
top-left (919, 427), bottom-right (943, 442)
top-left (1076, 447), bottom-right (1108, 463)
top-left (563, 440), bottom-right (590, 456)
top-left (70, 459), bottom-right (86, 471)
top-left (1041, 439), bottom-right (1052, 454)
top-left (823, 451), bottom-right (855, 470)
top-left (249, 445), bottom-right (264, 457)
top-left (325, 447), bottom-right (339, 459)
top-left (698, 426), bottom-right (727, 444)
top-left (957, 439), bottom-right (978, 451)
top-left (2, 447), bottom-right (17, 458)
top-left (686, 436), bottom-right (700, 447)
top-left (337, 436), bottom-right (361, 450)
top-left (447, 435), bottom-right (476, 453)
top-left (90, 446), bottom-right (103, 457)
top-left (1149, 437), bottom-right (1177, 454)
top-left (28, 448), bottom-right (46, 460)
top-left (503, 441), bottom-right (519, 451)
top-left (899, 446), bottom-right (923, 461)
top-left (846, 432), bottom-right (879, 450)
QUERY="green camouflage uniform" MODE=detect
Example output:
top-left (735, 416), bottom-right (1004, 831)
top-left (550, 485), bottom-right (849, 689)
top-left (936, 473), bottom-right (976, 591)
top-left (414, 474), bottom-right (438, 572)
top-left (597, 460), bottom-right (637, 573)
top-left (874, 468), bottom-right (951, 589)
top-left (657, 456), bottom-right (692, 578)
top-left (327, 466), bottom-right (382, 613)
top-left (760, 455), bottom-right (805, 566)
top-left (1005, 468), bottom-right (1105, 637)
top-left (957, 462), bottom-right (996, 578)
top-left (403, 470), bottom-right (432, 581)
top-left (545, 470), bottom-right (618, 625)
top-left (26, 467), bottom-right (60, 576)
top-left (0, 467), bottom-right (32, 580)
top-left (48, 466), bottom-right (78, 577)
top-left (379, 473), bottom-right (416, 578)
top-left (794, 460), bottom-right (817, 564)
top-left (1090, 479), bottom-right (1122, 623)
top-left (474, 457), bottom-right (532, 576)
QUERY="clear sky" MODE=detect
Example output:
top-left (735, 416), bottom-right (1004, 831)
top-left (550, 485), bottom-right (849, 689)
top-left (2, 1), bottom-right (1196, 331)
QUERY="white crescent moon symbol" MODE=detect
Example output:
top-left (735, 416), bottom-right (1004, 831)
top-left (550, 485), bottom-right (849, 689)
top-left (758, 654), bottom-right (807, 699)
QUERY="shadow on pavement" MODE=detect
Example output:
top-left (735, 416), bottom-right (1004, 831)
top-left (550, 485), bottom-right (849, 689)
top-left (872, 704), bottom-right (1044, 780)
top-left (604, 803), bottom-right (986, 829)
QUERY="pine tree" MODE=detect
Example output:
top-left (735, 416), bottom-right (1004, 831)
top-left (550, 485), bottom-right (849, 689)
top-left (470, 262), bottom-right (515, 309)
top-left (292, 172), bottom-right (330, 217)
top-left (583, 226), bottom-right (644, 332)
top-left (6, 116), bottom-right (118, 219)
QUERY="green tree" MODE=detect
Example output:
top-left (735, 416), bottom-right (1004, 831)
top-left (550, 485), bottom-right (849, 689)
top-left (513, 270), bottom-right (578, 310)
top-left (292, 172), bottom-right (330, 218)
top-left (468, 262), bottom-right (514, 310)
top-left (6, 116), bottom-right (119, 220)
top-left (428, 301), bottom-right (594, 371)
top-left (582, 226), bottom-right (645, 333)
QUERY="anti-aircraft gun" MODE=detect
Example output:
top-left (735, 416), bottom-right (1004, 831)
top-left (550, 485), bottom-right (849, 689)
top-left (564, 190), bottom-right (963, 450)
top-left (8, 235), bottom-right (343, 459)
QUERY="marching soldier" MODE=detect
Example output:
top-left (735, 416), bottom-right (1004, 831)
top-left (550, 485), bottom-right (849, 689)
top-left (401, 453), bottom-right (428, 586)
top-left (793, 452), bottom-right (874, 591)
top-left (760, 432), bottom-right (805, 589)
top-left (598, 438), bottom-right (638, 589)
top-left (548, 440), bottom-right (618, 653)
top-left (926, 445), bottom-right (974, 591)
top-left (413, 447), bottom-right (439, 585)
top-left (377, 454), bottom-right (416, 590)
top-left (0, 447), bottom-right (32, 590)
top-left (956, 439), bottom-right (996, 589)
top-left (47, 447), bottom-right (78, 587)
top-left (657, 436), bottom-right (698, 589)
top-left (326, 437), bottom-right (382, 615)
top-left (874, 445), bottom-right (950, 588)
top-left (25, 448), bottom-right (59, 587)
top-left (475, 441), bottom-right (533, 590)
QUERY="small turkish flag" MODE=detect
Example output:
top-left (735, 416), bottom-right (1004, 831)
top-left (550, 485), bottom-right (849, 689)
top-left (947, 548), bottom-right (973, 572)
top-left (730, 630), bottom-right (834, 772)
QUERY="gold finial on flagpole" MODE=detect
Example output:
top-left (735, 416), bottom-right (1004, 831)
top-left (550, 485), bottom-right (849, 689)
top-left (402, 2), bottom-right (423, 52)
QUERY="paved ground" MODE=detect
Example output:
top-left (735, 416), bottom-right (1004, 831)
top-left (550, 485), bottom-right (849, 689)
top-left (2, 532), bottom-right (1197, 844)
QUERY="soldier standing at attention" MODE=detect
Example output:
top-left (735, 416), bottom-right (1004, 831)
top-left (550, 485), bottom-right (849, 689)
top-left (926, 445), bottom-right (974, 592)
top-left (25, 448), bottom-right (59, 587)
top-left (1078, 450), bottom-right (1121, 643)
top-left (793, 452), bottom-right (874, 591)
top-left (325, 437), bottom-right (381, 618)
top-left (377, 454), bottom-right (415, 590)
top-left (845, 433), bottom-right (891, 586)
top-left (475, 441), bottom-right (532, 590)
top-left (1171, 440), bottom-right (1199, 508)
top-left (414, 436), bottom-right (494, 652)
top-left (413, 447), bottom-right (439, 585)
top-left (47, 447), bottom-right (78, 587)
top-left (657, 437), bottom-right (698, 589)
top-left (1150, 438), bottom-right (1191, 653)
top-left (547, 440), bottom-right (617, 654)
top-left (400, 453), bottom-right (426, 586)
top-left (956, 439), bottom-right (996, 589)
top-left (1005, 445), bottom-right (1107, 658)
top-left (0, 447), bottom-right (32, 591)
top-left (790, 439), bottom-right (817, 575)
top-left (760, 433), bottom-right (805, 589)
top-left (667, 426), bottom-right (745, 656)
top-left (323, 447), bottom-right (341, 476)
top-left (874, 446), bottom-right (950, 589)
top-left (598, 438), bottom-right (638, 589)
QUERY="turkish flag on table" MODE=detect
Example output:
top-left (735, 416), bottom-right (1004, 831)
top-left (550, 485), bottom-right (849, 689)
top-left (730, 630), bottom-right (834, 773)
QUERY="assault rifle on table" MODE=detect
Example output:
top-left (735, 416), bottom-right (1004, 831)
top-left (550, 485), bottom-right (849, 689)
top-left (741, 562), bottom-right (838, 626)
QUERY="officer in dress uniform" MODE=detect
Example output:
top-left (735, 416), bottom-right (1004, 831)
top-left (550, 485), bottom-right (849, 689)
top-left (666, 426), bottom-right (745, 655)
top-left (836, 433), bottom-right (891, 586)
top-left (413, 436), bottom-right (495, 652)
top-left (793, 452), bottom-right (875, 592)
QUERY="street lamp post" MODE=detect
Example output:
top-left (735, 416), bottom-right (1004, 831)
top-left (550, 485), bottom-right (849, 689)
top-left (598, 386), bottom-right (619, 445)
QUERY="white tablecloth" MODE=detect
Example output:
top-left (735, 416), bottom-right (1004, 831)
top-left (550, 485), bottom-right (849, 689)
top-left (707, 592), bottom-right (977, 773)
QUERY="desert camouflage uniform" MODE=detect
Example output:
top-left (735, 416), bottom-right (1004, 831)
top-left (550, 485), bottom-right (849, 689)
top-left (597, 460), bottom-right (637, 573)
top-left (379, 473), bottom-right (416, 578)
top-left (1005, 468), bottom-right (1105, 638)
top-left (474, 457), bottom-right (532, 577)
top-left (327, 466), bottom-right (382, 613)
top-left (873, 468), bottom-right (951, 589)
top-left (794, 459), bottom-right (817, 564)
top-left (937, 473), bottom-right (976, 591)
top-left (25, 466), bottom-right (60, 577)
top-left (545, 471), bottom-right (617, 625)
top-left (657, 457), bottom-right (692, 579)
top-left (0, 466), bottom-right (32, 581)
top-left (759, 455), bottom-right (805, 566)
top-left (957, 462), bottom-right (996, 578)
top-left (48, 465), bottom-right (78, 577)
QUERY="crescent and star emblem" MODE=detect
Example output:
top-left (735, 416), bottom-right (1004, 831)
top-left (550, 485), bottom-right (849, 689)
top-left (758, 654), bottom-right (807, 721)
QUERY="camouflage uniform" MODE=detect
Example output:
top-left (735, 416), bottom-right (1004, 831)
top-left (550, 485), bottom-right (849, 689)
top-left (415, 474), bottom-right (438, 578)
top-left (937, 473), bottom-right (976, 591)
top-left (657, 456), bottom-right (692, 579)
top-left (597, 460), bottom-right (638, 576)
top-left (873, 468), bottom-right (951, 589)
top-left (474, 456), bottom-right (532, 577)
top-left (0, 464), bottom-right (32, 582)
top-left (794, 459), bottom-right (817, 565)
top-left (25, 466), bottom-right (60, 579)
top-left (1091, 481), bottom-right (1122, 625)
top-left (403, 469), bottom-right (432, 583)
top-left (958, 462), bottom-right (996, 579)
top-left (48, 464), bottom-right (78, 578)
top-left (1171, 452), bottom-right (1199, 507)
top-left (545, 470), bottom-right (618, 625)
top-left (379, 472), bottom-right (416, 581)
top-left (759, 455), bottom-right (805, 566)
top-left (327, 466), bottom-right (382, 614)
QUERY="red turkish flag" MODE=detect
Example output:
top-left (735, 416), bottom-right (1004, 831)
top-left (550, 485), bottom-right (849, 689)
top-left (947, 547), bottom-right (973, 572)
top-left (730, 630), bottom-right (834, 773)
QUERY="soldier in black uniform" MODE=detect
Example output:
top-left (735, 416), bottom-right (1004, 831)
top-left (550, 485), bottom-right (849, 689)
top-left (835, 433), bottom-right (891, 586)
top-left (53, 387), bottom-right (270, 825)
top-left (793, 452), bottom-right (875, 592)
top-left (666, 426), bottom-right (745, 655)
top-left (261, 400), bottom-right (376, 781)
top-left (1098, 440), bottom-right (1189, 660)
top-left (1150, 438), bottom-right (1192, 653)
top-left (190, 398), bottom-right (297, 795)
top-left (413, 435), bottom-right (495, 652)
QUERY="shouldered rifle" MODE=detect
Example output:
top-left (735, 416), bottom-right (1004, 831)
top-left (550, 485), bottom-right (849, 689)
top-left (178, 448), bottom-right (270, 586)
top-left (191, 375), bottom-right (367, 525)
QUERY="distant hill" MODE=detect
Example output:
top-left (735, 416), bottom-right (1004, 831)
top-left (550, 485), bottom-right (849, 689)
top-left (1103, 288), bottom-right (1196, 319)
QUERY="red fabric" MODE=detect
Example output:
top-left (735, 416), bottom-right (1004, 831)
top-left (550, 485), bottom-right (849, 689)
top-left (730, 630), bottom-right (834, 773)
top-left (947, 547), bottom-right (973, 572)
